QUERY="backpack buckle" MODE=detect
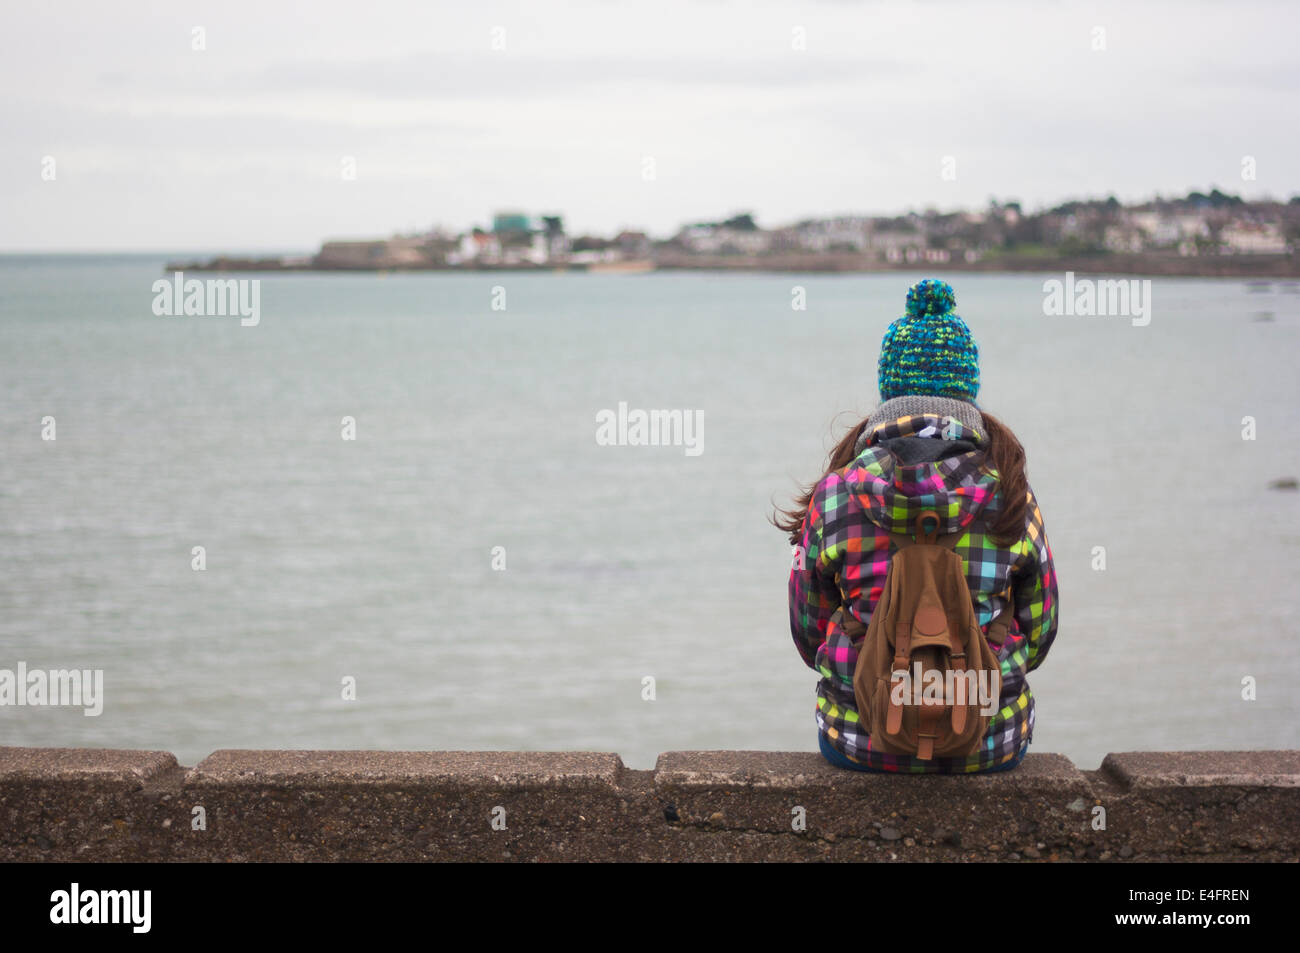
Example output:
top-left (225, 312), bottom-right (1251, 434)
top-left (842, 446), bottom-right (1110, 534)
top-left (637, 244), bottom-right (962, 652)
top-left (915, 510), bottom-right (940, 544)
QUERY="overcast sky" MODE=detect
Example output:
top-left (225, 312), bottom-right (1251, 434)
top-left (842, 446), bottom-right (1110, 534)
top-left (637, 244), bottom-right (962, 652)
top-left (2, 0), bottom-right (1296, 251)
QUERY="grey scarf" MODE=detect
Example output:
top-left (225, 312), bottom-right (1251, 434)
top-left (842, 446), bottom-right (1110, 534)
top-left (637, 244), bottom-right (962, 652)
top-left (854, 395), bottom-right (985, 455)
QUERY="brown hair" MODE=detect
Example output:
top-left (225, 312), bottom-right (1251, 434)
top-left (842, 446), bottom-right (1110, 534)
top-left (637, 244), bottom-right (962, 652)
top-left (772, 410), bottom-right (1029, 547)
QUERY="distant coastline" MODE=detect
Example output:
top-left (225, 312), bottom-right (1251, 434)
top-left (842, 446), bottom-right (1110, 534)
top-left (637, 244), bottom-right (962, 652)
top-left (166, 188), bottom-right (1300, 279)
top-left (165, 251), bottom-right (1300, 279)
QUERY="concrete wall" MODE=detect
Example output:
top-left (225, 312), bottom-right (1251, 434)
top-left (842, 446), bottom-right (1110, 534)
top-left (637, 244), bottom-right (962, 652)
top-left (1, 747), bottom-right (1296, 862)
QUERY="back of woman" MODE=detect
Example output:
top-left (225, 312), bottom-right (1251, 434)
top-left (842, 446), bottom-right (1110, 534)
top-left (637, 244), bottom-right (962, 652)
top-left (777, 279), bottom-right (1060, 774)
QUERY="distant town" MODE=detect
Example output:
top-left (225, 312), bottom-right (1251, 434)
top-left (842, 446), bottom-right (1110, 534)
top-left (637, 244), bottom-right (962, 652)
top-left (171, 188), bottom-right (1300, 278)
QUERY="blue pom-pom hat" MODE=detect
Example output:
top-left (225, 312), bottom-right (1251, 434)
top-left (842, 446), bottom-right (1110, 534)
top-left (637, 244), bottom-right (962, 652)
top-left (877, 278), bottom-right (980, 402)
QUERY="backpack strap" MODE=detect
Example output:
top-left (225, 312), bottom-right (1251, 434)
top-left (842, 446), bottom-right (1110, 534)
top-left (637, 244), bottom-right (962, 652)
top-left (886, 617), bottom-right (911, 736)
top-left (917, 706), bottom-right (942, 760)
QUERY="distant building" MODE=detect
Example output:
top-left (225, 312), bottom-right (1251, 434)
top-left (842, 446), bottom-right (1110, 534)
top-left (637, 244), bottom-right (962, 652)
top-left (1220, 223), bottom-right (1288, 254)
top-left (790, 217), bottom-right (869, 253)
top-left (869, 228), bottom-right (924, 260)
top-left (676, 224), bottom-right (723, 254)
top-left (1172, 214), bottom-right (1210, 240)
top-left (673, 215), bottom-right (773, 256)
top-left (316, 237), bottom-right (430, 269)
top-left (1129, 211), bottom-right (1208, 248)
top-left (1104, 225), bottom-right (1146, 253)
top-left (615, 230), bottom-right (651, 259)
top-left (492, 211), bottom-right (532, 234)
top-left (527, 232), bottom-right (548, 264)
top-left (453, 229), bottom-right (501, 264)
top-left (540, 215), bottom-right (569, 260)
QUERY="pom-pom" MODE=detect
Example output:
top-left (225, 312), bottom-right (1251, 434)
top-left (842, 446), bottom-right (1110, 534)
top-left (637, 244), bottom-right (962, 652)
top-left (904, 279), bottom-right (956, 318)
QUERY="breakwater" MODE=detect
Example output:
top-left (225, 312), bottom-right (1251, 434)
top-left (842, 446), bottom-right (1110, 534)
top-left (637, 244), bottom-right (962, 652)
top-left (1, 747), bottom-right (1295, 862)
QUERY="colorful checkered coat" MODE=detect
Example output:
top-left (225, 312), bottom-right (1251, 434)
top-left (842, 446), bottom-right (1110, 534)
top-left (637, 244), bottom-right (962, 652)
top-left (789, 412), bottom-right (1059, 772)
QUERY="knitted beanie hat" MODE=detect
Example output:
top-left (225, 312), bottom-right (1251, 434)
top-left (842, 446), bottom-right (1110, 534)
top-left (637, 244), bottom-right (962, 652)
top-left (877, 278), bottom-right (980, 402)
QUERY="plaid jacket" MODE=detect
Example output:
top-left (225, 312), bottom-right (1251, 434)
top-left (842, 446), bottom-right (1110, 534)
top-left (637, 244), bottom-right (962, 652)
top-left (789, 413), bottom-right (1059, 772)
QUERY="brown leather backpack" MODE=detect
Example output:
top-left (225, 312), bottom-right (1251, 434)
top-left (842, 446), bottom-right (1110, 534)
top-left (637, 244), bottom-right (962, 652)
top-left (845, 509), bottom-right (1012, 760)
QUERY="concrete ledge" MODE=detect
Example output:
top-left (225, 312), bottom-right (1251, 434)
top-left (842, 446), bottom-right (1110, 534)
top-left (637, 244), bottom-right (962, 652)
top-left (188, 750), bottom-right (625, 789)
top-left (653, 751), bottom-right (1098, 859)
top-left (654, 750), bottom-right (1085, 789)
top-left (0, 746), bottom-right (177, 787)
top-left (1102, 751), bottom-right (1300, 789)
top-left (1, 747), bottom-right (1297, 862)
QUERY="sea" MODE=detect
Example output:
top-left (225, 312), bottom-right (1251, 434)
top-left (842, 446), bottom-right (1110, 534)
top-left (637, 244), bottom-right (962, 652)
top-left (1, 254), bottom-right (1296, 769)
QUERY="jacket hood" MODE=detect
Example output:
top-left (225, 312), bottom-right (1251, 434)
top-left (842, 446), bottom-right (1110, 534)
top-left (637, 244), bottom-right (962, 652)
top-left (841, 413), bottom-right (998, 537)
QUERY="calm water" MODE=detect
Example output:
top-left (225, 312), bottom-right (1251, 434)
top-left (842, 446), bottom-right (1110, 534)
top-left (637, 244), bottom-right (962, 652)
top-left (1, 255), bottom-right (1297, 769)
